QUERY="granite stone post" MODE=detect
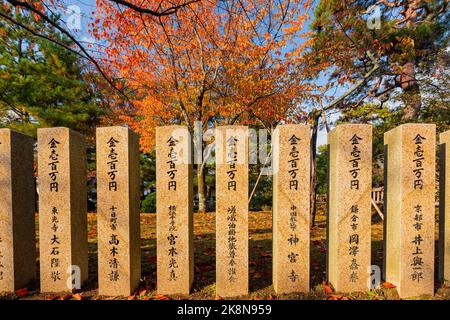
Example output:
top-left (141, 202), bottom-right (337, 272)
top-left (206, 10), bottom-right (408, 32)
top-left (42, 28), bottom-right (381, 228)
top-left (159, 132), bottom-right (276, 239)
top-left (272, 124), bottom-right (310, 293)
top-left (327, 124), bottom-right (372, 292)
top-left (438, 130), bottom-right (449, 284)
top-left (156, 125), bottom-right (193, 295)
top-left (38, 127), bottom-right (88, 293)
top-left (384, 123), bottom-right (436, 298)
top-left (215, 126), bottom-right (249, 297)
top-left (97, 127), bottom-right (141, 296)
top-left (0, 129), bottom-right (36, 292)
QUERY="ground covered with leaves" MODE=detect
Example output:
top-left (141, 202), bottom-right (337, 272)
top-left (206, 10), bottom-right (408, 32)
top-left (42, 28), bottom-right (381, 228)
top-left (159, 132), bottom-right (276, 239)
top-left (2, 207), bottom-right (449, 300)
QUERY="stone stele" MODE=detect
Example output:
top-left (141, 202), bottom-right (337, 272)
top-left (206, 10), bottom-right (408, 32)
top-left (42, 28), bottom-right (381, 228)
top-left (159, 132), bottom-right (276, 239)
top-left (0, 129), bottom-right (36, 292)
top-left (97, 126), bottom-right (141, 296)
top-left (272, 124), bottom-right (310, 293)
top-left (156, 125), bottom-right (193, 295)
top-left (384, 123), bottom-right (436, 298)
top-left (327, 124), bottom-right (372, 293)
top-left (439, 130), bottom-right (450, 284)
top-left (215, 126), bottom-right (249, 298)
top-left (38, 127), bottom-right (88, 293)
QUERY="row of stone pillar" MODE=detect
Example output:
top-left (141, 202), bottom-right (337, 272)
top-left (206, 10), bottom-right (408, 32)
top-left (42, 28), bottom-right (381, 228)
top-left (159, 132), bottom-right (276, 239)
top-left (0, 127), bottom-right (141, 296)
top-left (0, 123), bottom-right (448, 299)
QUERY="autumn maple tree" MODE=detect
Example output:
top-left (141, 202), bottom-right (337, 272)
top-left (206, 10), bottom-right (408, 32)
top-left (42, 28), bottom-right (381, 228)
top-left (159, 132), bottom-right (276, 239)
top-left (92, 0), bottom-right (314, 212)
top-left (0, 0), bottom-right (201, 96)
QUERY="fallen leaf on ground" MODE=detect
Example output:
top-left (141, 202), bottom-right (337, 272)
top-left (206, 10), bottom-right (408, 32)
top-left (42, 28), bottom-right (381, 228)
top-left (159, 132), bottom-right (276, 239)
top-left (322, 282), bottom-right (333, 294)
top-left (138, 289), bottom-right (147, 296)
top-left (15, 288), bottom-right (29, 298)
top-left (383, 282), bottom-right (396, 289)
top-left (72, 293), bottom-right (83, 300)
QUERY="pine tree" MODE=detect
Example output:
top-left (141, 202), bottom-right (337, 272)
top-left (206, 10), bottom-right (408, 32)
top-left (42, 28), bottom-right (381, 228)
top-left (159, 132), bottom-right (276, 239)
top-left (0, 11), bottom-right (105, 138)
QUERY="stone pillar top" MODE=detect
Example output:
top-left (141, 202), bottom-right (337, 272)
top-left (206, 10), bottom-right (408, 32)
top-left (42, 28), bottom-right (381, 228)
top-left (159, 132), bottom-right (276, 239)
top-left (441, 130), bottom-right (450, 142)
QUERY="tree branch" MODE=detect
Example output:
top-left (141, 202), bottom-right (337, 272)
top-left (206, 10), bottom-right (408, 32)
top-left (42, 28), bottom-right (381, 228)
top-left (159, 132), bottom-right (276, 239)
top-left (110, 0), bottom-right (200, 16)
top-left (5, 0), bottom-right (131, 101)
top-left (324, 51), bottom-right (380, 111)
top-left (0, 10), bottom-right (84, 59)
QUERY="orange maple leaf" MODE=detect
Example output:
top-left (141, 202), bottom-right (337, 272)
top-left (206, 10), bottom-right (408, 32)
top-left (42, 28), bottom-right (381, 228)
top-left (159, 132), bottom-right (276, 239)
top-left (15, 288), bottom-right (29, 298)
top-left (382, 282), bottom-right (397, 289)
top-left (322, 282), bottom-right (333, 294)
top-left (72, 293), bottom-right (84, 300)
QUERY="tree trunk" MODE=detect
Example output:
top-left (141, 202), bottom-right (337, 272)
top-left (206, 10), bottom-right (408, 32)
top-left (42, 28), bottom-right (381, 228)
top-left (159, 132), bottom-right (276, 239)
top-left (197, 163), bottom-right (207, 213)
top-left (400, 61), bottom-right (422, 121)
top-left (310, 110), bottom-right (319, 227)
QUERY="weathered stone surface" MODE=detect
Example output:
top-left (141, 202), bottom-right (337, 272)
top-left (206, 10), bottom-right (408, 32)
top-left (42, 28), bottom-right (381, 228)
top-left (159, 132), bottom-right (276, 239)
top-left (38, 127), bottom-right (88, 293)
top-left (0, 129), bottom-right (36, 292)
top-left (97, 127), bottom-right (141, 296)
top-left (439, 130), bottom-right (450, 284)
top-left (327, 124), bottom-right (372, 292)
top-left (215, 126), bottom-right (249, 297)
top-left (272, 124), bottom-right (310, 293)
top-left (384, 123), bottom-right (436, 298)
top-left (156, 125), bottom-right (193, 295)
